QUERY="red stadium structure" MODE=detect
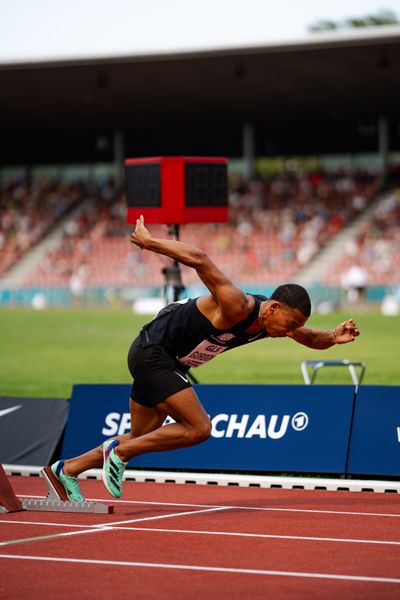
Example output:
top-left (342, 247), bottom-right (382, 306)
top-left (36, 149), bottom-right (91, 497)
top-left (125, 156), bottom-right (228, 225)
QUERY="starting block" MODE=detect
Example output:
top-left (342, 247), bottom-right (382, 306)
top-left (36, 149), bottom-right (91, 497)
top-left (0, 464), bottom-right (113, 514)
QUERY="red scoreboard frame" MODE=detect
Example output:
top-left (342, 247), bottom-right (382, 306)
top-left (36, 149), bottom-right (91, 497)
top-left (125, 156), bottom-right (228, 224)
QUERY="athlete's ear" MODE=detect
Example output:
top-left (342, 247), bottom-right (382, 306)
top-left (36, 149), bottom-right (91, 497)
top-left (269, 301), bottom-right (281, 313)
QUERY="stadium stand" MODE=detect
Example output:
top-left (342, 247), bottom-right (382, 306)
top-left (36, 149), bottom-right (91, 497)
top-left (323, 186), bottom-right (400, 288)
top-left (0, 178), bottom-right (87, 277)
top-left (9, 169), bottom-right (381, 289)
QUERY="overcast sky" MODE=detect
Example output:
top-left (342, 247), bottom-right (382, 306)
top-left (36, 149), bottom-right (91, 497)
top-left (1, 0), bottom-right (399, 64)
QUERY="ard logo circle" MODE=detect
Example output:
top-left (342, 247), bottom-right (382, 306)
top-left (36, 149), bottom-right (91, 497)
top-left (291, 412), bottom-right (309, 432)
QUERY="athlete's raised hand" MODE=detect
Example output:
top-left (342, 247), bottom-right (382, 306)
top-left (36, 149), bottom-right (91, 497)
top-left (130, 215), bottom-right (152, 249)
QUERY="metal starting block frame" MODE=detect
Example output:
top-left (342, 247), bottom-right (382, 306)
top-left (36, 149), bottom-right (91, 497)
top-left (0, 464), bottom-right (113, 514)
top-left (301, 359), bottom-right (366, 388)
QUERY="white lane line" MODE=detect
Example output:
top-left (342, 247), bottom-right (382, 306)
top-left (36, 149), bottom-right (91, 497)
top-left (61, 499), bottom-right (400, 519)
top-left (0, 527), bottom-right (113, 547)
top-left (2, 519), bottom-right (400, 547)
top-left (0, 507), bottom-right (229, 546)
top-left (93, 506), bottom-right (230, 527)
top-left (16, 494), bottom-right (400, 519)
top-left (1, 554), bottom-right (400, 584)
top-left (0, 520), bottom-right (92, 528)
top-left (65, 499), bottom-right (400, 519)
top-left (121, 526), bottom-right (400, 546)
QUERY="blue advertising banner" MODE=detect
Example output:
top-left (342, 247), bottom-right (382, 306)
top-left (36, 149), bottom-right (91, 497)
top-left (61, 384), bottom-right (355, 473)
top-left (347, 385), bottom-right (400, 477)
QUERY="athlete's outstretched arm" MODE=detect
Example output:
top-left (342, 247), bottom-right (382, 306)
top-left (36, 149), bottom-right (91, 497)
top-left (130, 215), bottom-right (250, 321)
top-left (288, 319), bottom-right (360, 349)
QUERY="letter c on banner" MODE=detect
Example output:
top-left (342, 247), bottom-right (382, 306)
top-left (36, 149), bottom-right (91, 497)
top-left (211, 414), bottom-right (229, 438)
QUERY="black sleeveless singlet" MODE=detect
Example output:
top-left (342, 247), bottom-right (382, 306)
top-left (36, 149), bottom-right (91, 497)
top-left (138, 294), bottom-right (269, 370)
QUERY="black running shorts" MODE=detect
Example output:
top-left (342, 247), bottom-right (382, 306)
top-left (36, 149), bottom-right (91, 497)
top-left (127, 341), bottom-right (192, 407)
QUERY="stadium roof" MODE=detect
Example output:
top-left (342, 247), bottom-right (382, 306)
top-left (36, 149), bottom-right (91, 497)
top-left (1, 22), bottom-right (400, 66)
top-left (1, 0), bottom-right (400, 65)
top-left (1, 20), bottom-right (399, 163)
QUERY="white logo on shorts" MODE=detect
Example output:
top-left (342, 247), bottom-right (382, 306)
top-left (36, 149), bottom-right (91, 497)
top-left (175, 371), bottom-right (189, 383)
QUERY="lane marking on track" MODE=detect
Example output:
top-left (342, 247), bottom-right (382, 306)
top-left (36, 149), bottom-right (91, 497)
top-left (110, 526), bottom-right (400, 546)
top-left (15, 494), bottom-right (400, 518)
top-left (1, 554), bottom-right (400, 584)
top-left (93, 506), bottom-right (230, 528)
top-left (2, 519), bottom-right (400, 546)
top-left (0, 527), bottom-right (113, 547)
top-left (96, 503), bottom-right (400, 519)
top-left (0, 506), bottom-right (229, 547)
top-left (0, 520), bottom-right (92, 528)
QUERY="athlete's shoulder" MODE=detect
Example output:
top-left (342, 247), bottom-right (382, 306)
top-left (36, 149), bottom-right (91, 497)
top-left (196, 291), bottom-right (253, 328)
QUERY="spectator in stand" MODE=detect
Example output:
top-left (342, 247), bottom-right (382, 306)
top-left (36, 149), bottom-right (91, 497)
top-left (340, 262), bottom-right (368, 303)
top-left (69, 264), bottom-right (88, 305)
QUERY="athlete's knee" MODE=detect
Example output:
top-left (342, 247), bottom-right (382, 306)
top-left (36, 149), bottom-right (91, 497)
top-left (186, 418), bottom-right (212, 445)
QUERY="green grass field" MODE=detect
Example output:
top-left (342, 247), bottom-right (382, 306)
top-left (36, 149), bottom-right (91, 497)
top-left (0, 307), bottom-right (399, 398)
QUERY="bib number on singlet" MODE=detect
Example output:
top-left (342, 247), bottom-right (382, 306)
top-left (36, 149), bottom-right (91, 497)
top-left (177, 339), bottom-right (226, 367)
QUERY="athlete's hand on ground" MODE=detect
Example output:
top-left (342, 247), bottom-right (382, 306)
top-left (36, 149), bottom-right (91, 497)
top-left (130, 215), bottom-right (151, 249)
top-left (334, 319), bottom-right (360, 344)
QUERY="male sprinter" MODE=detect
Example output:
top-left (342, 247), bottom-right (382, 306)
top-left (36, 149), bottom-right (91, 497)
top-left (50, 215), bottom-right (360, 502)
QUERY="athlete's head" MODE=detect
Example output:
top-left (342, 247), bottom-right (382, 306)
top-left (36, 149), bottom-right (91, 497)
top-left (259, 284), bottom-right (311, 337)
top-left (271, 284), bottom-right (311, 318)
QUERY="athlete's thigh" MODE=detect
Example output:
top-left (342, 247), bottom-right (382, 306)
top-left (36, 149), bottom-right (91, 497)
top-left (157, 387), bottom-right (210, 428)
top-left (129, 397), bottom-right (167, 438)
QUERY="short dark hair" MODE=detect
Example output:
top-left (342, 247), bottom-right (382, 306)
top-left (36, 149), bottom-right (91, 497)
top-left (271, 284), bottom-right (311, 317)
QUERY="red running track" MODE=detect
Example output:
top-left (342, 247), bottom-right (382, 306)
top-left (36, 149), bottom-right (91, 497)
top-left (1, 475), bottom-right (400, 599)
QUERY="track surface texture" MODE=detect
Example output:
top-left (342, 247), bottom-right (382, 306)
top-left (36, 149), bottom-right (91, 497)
top-left (1, 475), bottom-right (400, 599)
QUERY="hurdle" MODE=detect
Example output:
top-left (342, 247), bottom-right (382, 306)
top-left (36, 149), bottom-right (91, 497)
top-left (0, 464), bottom-right (113, 514)
top-left (301, 359), bottom-right (366, 388)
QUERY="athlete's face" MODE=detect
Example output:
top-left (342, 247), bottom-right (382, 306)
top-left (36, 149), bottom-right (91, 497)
top-left (260, 302), bottom-right (307, 337)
